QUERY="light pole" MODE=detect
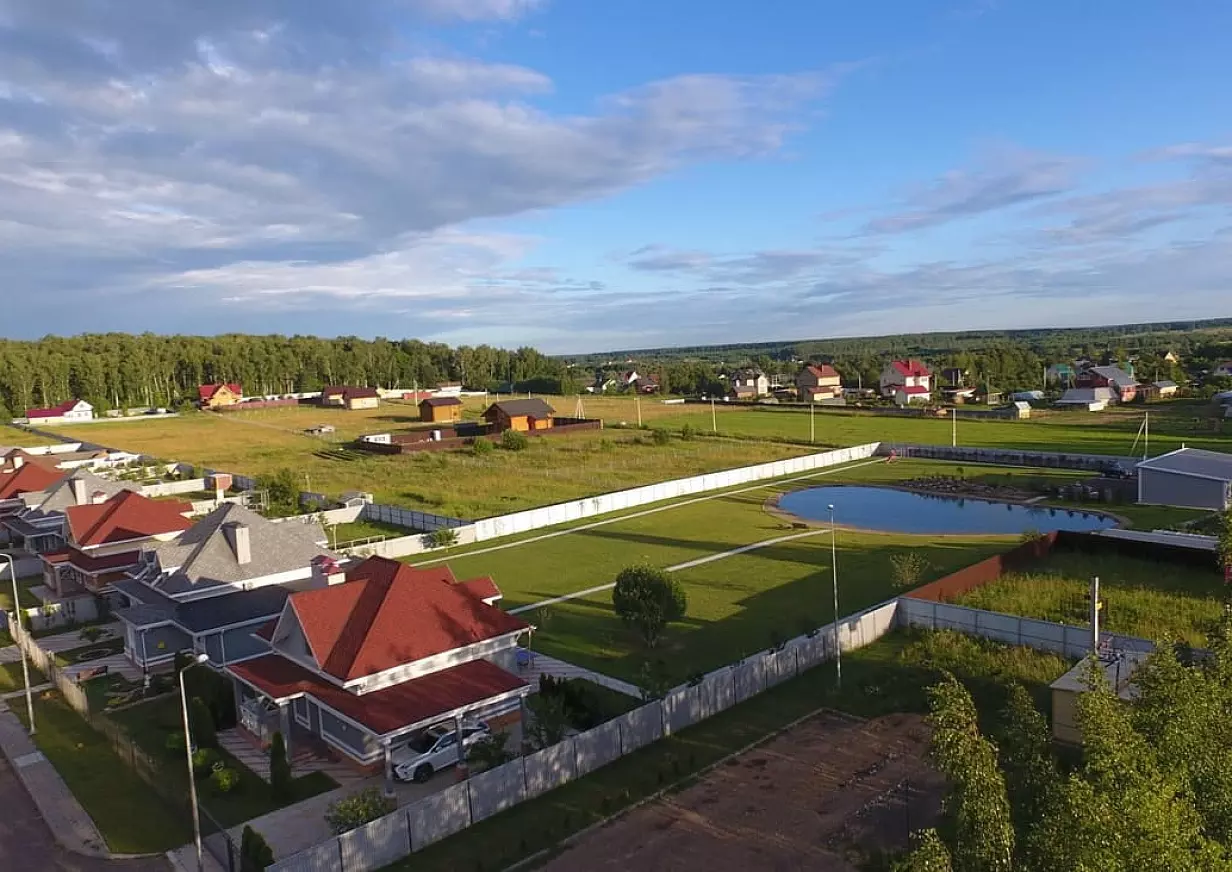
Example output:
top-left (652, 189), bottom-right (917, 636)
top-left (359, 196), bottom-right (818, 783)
top-left (828, 505), bottom-right (841, 689)
top-left (2, 554), bottom-right (35, 734)
top-left (179, 652), bottom-right (210, 872)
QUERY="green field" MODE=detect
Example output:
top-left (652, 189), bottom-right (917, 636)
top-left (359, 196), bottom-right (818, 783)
top-left (955, 550), bottom-right (1226, 646)
top-left (389, 628), bottom-right (1072, 872)
top-left (414, 457), bottom-right (1160, 684)
top-left (0, 423), bottom-right (54, 446)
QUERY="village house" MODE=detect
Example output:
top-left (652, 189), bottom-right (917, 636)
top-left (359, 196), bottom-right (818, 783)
top-left (0, 470), bottom-right (138, 555)
top-left (226, 557), bottom-right (532, 778)
top-left (940, 367), bottom-right (969, 387)
top-left (321, 386), bottom-right (382, 410)
top-left (419, 396), bottom-right (463, 424)
top-left (482, 398), bottom-right (555, 432)
top-left (198, 383), bottom-right (243, 409)
top-left (1214, 361), bottom-right (1232, 378)
top-left (880, 360), bottom-right (932, 404)
top-left (1055, 387), bottom-right (1115, 412)
top-left (112, 504), bottom-right (338, 672)
top-left (728, 369), bottom-right (770, 401)
top-left (1076, 365), bottom-right (1138, 403)
top-left (795, 364), bottom-right (843, 402)
top-left (1046, 363), bottom-right (1077, 388)
top-left (633, 376), bottom-right (660, 394)
top-left (25, 399), bottom-right (94, 425)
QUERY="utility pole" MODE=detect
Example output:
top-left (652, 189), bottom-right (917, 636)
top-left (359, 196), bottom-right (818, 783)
top-left (810, 401), bottom-right (815, 444)
top-left (829, 504), bottom-right (841, 689)
top-left (1144, 412), bottom-right (1149, 460)
top-left (711, 397), bottom-right (717, 433)
top-left (2, 555), bottom-right (35, 735)
top-left (952, 407), bottom-right (957, 447)
top-left (1090, 575), bottom-right (1102, 655)
top-left (635, 395), bottom-right (642, 428)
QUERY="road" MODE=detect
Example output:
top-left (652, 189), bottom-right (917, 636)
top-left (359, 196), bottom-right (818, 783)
top-left (0, 756), bottom-right (168, 872)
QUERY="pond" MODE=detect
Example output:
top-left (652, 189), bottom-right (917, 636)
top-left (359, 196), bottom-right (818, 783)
top-left (775, 485), bottom-right (1117, 535)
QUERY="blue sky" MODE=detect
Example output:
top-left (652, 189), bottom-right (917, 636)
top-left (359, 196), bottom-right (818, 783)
top-left (1, 1), bottom-right (1229, 352)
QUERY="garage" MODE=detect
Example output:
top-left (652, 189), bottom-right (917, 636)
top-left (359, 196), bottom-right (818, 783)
top-left (1137, 448), bottom-right (1232, 511)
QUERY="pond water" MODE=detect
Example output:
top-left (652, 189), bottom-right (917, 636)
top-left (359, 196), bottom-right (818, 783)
top-left (776, 485), bottom-right (1117, 535)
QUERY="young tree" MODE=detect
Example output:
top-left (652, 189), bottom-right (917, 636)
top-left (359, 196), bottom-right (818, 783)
top-left (1218, 509), bottom-right (1232, 575)
top-left (324, 787), bottom-right (395, 835)
top-left (995, 684), bottom-right (1065, 871)
top-left (467, 731), bottom-right (515, 772)
top-left (525, 692), bottom-right (571, 750)
top-left (893, 829), bottom-right (953, 872)
top-left (269, 731), bottom-right (292, 801)
top-left (189, 696), bottom-right (217, 749)
top-left (611, 565), bottom-right (687, 648)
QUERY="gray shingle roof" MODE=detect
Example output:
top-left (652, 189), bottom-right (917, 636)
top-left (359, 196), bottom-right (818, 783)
top-left (1137, 448), bottom-right (1232, 481)
top-left (115, 576), bottom-right (296, 633)
top-left (34, 470), bottom-right (136, 513)
top-left (149, 503), bottom-right (335, 596)
top-left (1056, 387), bottom-right (1114, 405)
top-left (1088, 366), bottom-right (1136, 387)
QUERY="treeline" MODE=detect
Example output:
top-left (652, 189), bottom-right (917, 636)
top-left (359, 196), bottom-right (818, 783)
top-left (0, 334), bottom-right (572, 419)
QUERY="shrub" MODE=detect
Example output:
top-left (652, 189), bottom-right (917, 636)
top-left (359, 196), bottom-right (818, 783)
top-left (612, 565), bottom-right (687, 648)
top-left (79, 626), bottom-right (105, 643)
top-left (467, 731), bottom-right (515, 772)
top-left (500, 429), bottom-right (529, 451)
top-left (428, 527), bottom-right (459, 549)
top-left (651, 428), bottom-right (671, 446)
top-left (679, 423), bottom-right (697, 440)
top-left (325, 787), bottom-right (395, 836)
top-left (189, 696), bottom-right (217, 748)
top-left (471, 436), bottom-right (494, 456)
top-left (240, 826), bottom-right (275, 872)
top-left (1020, 528), bottom-right (1045, 545)
top-left (165, 732), bottom-right (187, 757)
top-left (191, 747), bottom-right (221, 778)
top-left (211, 766), bottom-right (240, 794)
top-left (269, 731), bottom-right (292, 801)
top-left (183, 663), bottom-right (237, 730)
top-left (889, 551), bottom-right (931, 591)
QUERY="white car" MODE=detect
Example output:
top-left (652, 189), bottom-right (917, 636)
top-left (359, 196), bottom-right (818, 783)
top-left (392, 723), bottom-right (490, 783)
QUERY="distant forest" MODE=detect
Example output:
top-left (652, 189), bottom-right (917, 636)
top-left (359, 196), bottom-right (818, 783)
top-left (567, 318), bottom-right (1232, 397)
top-left (0, 334), bottom-right (573, 419)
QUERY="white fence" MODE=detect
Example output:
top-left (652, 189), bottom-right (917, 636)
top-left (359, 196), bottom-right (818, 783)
top-left (471, 443), bottom-right (881, 542)
top-left (266, 599), bottom-right (900, 872)
top-left (139, 478), bottom-right (207, 498)
top-left (896, 597), bottom-right (1155, 659)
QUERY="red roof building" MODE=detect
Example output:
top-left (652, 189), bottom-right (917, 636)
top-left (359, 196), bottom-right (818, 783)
top-left (0, 460), bottom-right (65, 502)
top-left (889, 360), bottom-right (930, 378)
top-left (198, 383), bottom-right (243, 408)
top-left (64, 490), bottom-right (194, 550)
top-left (25, 398), bottom-right (94, 422)
top-left (880, 359), bottom-right (932, 401)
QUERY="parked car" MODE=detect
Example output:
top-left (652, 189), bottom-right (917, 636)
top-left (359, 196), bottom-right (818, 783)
top-left (392, 722), bottom-right (490, 783)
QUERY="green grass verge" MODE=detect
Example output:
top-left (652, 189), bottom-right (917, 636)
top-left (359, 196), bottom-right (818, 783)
top-left (12, 692), bottom-right (194, 853)
top-left (954, 550), bottom-right (1226, 646)
top-left (108, 695), bottom-right (337, 828)
top-left (0, 659), bottom-right (46, 693)
top-left (383, 628), bottom-right (1071, 872)
top-left (53, 636), bottom-right (125, 667)
top-left (0, 576), bottom-right (44, 611)
top-left (327, 517), bottom-right (418, 545)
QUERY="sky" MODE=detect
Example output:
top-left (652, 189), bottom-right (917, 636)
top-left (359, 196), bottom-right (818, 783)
top-left (1, 1), bottom-right (1230, 354)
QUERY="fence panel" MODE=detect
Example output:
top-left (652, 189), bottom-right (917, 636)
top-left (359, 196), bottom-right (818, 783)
top-left (468, 759), bottom-right (528, 823)
top-left (793, 632), bottom-right (831, 671)
top-left (615, 702), bottom-right (664, 754)
top-left (662, 686), bottom-right (698, 736)
top-left (267, 839), bottom-right (343, 872)
top-left (573, 720), bottom-right (622, 777)
top-left (731, 657), bottom-right (766, 703)
top-left (407, 782), bottom-right (472, 851)
top-left (338, 809), bottom-right (410, 872)
top-left (523, 739), bottom-right (577, 798)
top-left (763, 647), bottom-right (798, 687)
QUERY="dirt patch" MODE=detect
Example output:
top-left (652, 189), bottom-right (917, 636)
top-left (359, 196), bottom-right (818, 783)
top-left (541, 711), bottom-right (944, 872)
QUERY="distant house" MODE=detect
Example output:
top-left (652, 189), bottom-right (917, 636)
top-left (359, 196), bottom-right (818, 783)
top-left (25, 399), bottom-right (93, 424)
top-left (728, 370), bottom-right (769, 401)
top-left (619, 371), bottom-right (641, 388)
top-left (880, 360), bottom-right (931, 404)
top-left (1163, 351), bottom-right (1181, 364)
top-left (420, 396), bottom-right (463, 424)
top-left (435, 384), bottom-right (464, 397)
top-left (1137, 448), bottom-right (1232, 511)
top-left (0, 470), bottom-right (139, 555)
top-left (483, 398), bottom-right (555, 432)
top-left (796, 364), bottom-right (842, 402)
top-left (940, 367), bottom-right (968, 388)
top-left (322, 386), bottom-right (381, 411)
top-left (633, 377), bottom-right (660, 395)
top-left (0, 459), bottom-right (66, 524)
top-left (1046, 363), bottom-right (1077, 387)
top-left (1077, 366), bottom-right (1138, 403)
top-left (1055, 387), bottom-right (1115, 412)
top-left (941, 385), bottom-right (977, 404)
top-left (1214, 361), bottom-right (1232, 378)
top-left (198, 383), bottom-right (242, 409)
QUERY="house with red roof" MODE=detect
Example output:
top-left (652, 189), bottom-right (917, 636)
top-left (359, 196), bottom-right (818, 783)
top-left (880, 360), bottom-right (932, 405)
top-left (795, 363), bottom-right (843, 402)
top-left (227, 556), bottom-right (531, 776)
top-left (0, 457), bottom-right (66, 516)
top-left (198, 383), bottom-right (243, 409)
top-left (40, 489), bottom-right (194, 603)
top-left (24, 398), bottom-right (93, 424)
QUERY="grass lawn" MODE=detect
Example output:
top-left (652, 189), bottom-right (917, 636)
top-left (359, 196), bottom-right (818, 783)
top-left (0, 659), bottom-right (46, 693)
top-left (107, 695), bottom-right (337, 828)
top-left (386, 628), bottom-right (1071, 872)
top-left (0, 423), bottom-right (55, 446)
top-left (326, 517), bottom-right (418, 546)
top-left (12, 692), bottom-right (193, 853)
top-left (955, 550), bottom-right (1226, 646)
top-left (53, 636), bottom-right (125, 667)
top-left (0, 575), bottom-right (44, 611)
top-left (1068, 502), bottom-right (1214, 531)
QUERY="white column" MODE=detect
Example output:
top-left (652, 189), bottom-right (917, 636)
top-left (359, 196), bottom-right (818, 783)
top-left (383, 741), bottom-right (395, 797)
top-left (279, 701), bottom-right (292, 772)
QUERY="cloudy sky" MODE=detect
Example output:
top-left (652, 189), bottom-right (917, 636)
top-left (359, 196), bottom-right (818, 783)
top-left (2, 1), bottom-right (1230, 352)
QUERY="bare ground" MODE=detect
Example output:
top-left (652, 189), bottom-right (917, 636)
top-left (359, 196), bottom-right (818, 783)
top-left (540, 711), bottom-right (943, 872)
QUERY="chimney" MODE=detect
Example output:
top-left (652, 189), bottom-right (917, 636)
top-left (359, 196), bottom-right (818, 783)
top-left (70, 477), bottom-right (87, 505)
top-left (312, 555), bottom-right (346, 586)
top-left (92, 490), bottom-right (108, 505)
top-left (223, 521), bottom-right (251, 565)
top-left (12, 455), bottom-right (23, 469)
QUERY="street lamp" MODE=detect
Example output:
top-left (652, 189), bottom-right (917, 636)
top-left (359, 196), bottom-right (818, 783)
top-left (1, 553), bottom-right (35, 734)
top-left (828, 505), bottom-right (841, 690)
top-left (179, 652), bottom-right (210, 872)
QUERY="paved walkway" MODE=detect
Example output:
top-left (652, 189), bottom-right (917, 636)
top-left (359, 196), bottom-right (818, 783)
top-left (0, 644), bottom-right (21, 664)
top-left (0, 699), bottom-right (109, 858)
top-left (1, 682), bottom-right (52, 701)
top-left (521, 650), bottom-right (642, 698)
top-left (217, 729), bottom-right (366, 788)
top-left (59, 653), bottom-right (142, 683)
top-left (32, 623), bottom-right (124, 656)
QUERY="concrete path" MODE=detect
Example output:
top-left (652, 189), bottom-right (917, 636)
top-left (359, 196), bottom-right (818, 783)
top-left (1, 682), bottom-right (52, 700)
top-left (33, 623), bottom-right (124, 655)
top-left (216, 729), bottom-right (367, 788)
top-left (0, 752), bottom-right (168, 871)
top-left (0, 644), bottom-right (20, 664)
top-left (59, 653), bottom-right (142, 683)
top-left (510, 527), bottom-right (834, 616)
top-left (0, 700), bottom-right (109, 858)
top-left (521, 650), bottom-right (642, 698)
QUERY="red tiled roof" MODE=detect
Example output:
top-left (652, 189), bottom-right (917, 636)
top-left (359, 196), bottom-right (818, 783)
top-left (343, 387), bottom-right (380, 401)
top-left (198, 383), bottom-right (241, 401)
top-left (229, 655), bottom-right (528, 736)
top-left (900, 386), bottom-right (931, 395)
top-left (890, 360), bottom-right (930, 378)
top-left (806, 364), bottom-right (840, 379)
top-left (0, 462), bottom-right (66, 500)
top-left (65, 490), bottom-right (194, 548)
top-left (25, 399), bottom-right (83, 419)
top-left (41, 547), bottom-right (142, 574)
top-left (458, 577), bottom-right (502, 602)
top-left (289, 557), bottom-right (529, 681)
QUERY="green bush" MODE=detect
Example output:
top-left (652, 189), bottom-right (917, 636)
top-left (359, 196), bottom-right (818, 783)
top-left (889, 552), bottom-right (931, 590)
top-left (269, 732), bottom-right (292, 802)
top-left (211, 767), bottom-right (240, 794)
top-left (240, 826), bottom-right (275, 872)
top-left (191, 748), bottom-right (220, 778)
top-left (165, 732), bottom-right (187, 757)
top-left (651, 428), bottom-right (671, 446)
top-left (189, 696), bottom-right (217, 748)
top-left (500, 429), bottom-right (530, 451)
top-left (471, 436), bottom-right (494, 456)
top-left (428, 527), bottom-right (459, 549)
top-left (324, 787), bottom-right (395, 836)
top-left (612, 565), bottom-right (687, 648)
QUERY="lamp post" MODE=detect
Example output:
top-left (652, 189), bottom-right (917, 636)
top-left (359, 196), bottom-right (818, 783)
top-left (2, 554), bottom-right (35, 734)
top-left (179, 652), bottom-right (210, 872)
top-left (828, 505), bottom-right (841, 689)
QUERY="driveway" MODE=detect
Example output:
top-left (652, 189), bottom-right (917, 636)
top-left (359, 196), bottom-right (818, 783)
top-left (0, 756), bottom-right (168, 872)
